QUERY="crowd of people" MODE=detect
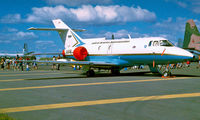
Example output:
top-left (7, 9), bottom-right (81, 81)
top-left (0, 55), bottom-right (37, 71)
top-left (1, 55), bottom-right (200, 71)
top-left (0, 55), bottom-right (62, 71)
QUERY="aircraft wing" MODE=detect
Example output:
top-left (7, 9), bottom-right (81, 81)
top-left (31, 52), bottom-right (62, 55)
top-left (34, 60), bottom-right (117, 66)
top-left (0, 53), bottom-right (23, 57)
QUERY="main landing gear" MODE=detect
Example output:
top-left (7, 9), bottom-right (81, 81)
top-left (85, 67), bottom-right (121, 77)
top-left (149, 64), bottom-right (172, 77)
top-left (86, 69), bottom-right (95, 77)
top-left (111, 67), bottom-right (120, 75)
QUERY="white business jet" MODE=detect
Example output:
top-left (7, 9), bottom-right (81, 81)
top-left (29, 19), bottom-right (194, 77)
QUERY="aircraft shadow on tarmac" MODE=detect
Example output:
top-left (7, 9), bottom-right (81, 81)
top-left (24, 71), bottom-right (200, 81)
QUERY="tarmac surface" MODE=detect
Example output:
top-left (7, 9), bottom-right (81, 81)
top-left (0, 63), bottom-right (200, 120)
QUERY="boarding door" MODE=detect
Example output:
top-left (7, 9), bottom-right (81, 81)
top-left (107, 42), bottom-right (112, 54)
top-left (150, 40), bottom-right (159, 66)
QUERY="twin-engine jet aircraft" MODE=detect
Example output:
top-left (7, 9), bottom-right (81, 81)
top-left (0, 43), bottom-right (32, 57)
top-left (29, 19), bottom-right (193, 77)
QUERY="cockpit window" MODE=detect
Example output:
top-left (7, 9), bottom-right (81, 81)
top-left (148, 41), bottom-right (152, 46)
top-left (160, 40), bottom-right (173, 46)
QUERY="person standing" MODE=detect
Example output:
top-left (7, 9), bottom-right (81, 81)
top-left (197, 56), bottom-right (200, 69)
top-left (26, 57), bottom-right (30, 71)
top-left (19, 57), bottom-right (23, 71)
top-left (52, 56), bottom-right (56, 70)
top-left (33, 57), bottom-right (38, 70)
top-left (1, 58), bottom-right (5, 70)
top-left (57, 55), bottom-right (61, 70)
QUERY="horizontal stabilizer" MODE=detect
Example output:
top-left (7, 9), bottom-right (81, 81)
top-left (28, 27), bottom-right (86, 32)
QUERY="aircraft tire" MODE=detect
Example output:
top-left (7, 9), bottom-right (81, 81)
top-left (111, 68), bottom-right (120, 75)
top-left (86, 70), bottom-right (95, 77)
top-left (163, 71), bottom-right (171, 77)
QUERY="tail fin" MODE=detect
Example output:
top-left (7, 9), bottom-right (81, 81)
top-left (23, 43), bottom-right (28, 54)
top-left (52, 19), bottom-right (85, 49)
top-left (183, 19), bottom-right (200, 51)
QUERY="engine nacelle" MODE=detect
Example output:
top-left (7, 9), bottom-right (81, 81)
top-left (73, 46), bottom-right (88, 60)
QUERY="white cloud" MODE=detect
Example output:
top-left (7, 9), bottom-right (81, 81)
top-left (176, 1), bottom-right (187, 8)
top-left (35, 41), bottom-right (54, 44)
top-left (35, 40), bottom-right (57, 51)
top-left (154, 17), bottom-right (186, 32)
top-left (45, 0), bottom-right (112, 6)
top-left (0, 14), bottom-right (22, 23)
top-left (1, 5), bottom-right (156, 24)
top-left (70, 5), bottom-right (156, 23)
top-left (165, 0), bottom-right (200, 14)
top-left (0, 31), bottom-right (37, 42)
top-left (26, 5), bottom-right (73, 24)
top-left (16, 32), bottom-right (37, 39)
top-left (82, 29), bottom-right (151, 39)
top-left (7, 28), bottom-right (18, 32)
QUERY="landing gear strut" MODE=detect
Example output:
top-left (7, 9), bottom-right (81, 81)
top-left (86, 69), bottom-right (95, 77)
top-left (161, 65), bottom-right (172, 77)
top-left (149, 64), bottom-right (172, 77)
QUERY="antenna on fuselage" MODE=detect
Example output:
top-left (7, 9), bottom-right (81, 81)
top-left (128, 34), bottom-right (131, 39)
top-left (112, 34), bottom-right (114, 40)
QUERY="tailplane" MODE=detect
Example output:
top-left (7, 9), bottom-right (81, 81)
top-left (23, 43), bottom-right (28, 54)
top-left (52, 19), bottom-right (85, 49)
top-left (28, 19), bottom-right (85, 49)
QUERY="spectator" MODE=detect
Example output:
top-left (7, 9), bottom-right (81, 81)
top-left (52, 56), bottom-right (56, 70)
top-left (57, 55), bottom-right (61, 70)
top-left (1, 58), bottom-right (5, 70)
top-left (186, 60), bottom-right (190, 67)
top-left (33, 58), bottom-right (38, 70)
top-left (19, 57), bottom-right (23, 71)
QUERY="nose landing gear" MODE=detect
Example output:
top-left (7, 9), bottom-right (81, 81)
top-left (149, 64), bottom-right (173, 77)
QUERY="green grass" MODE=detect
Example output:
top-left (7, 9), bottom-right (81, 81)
top-left (0, 113), bottom-right (17, 120)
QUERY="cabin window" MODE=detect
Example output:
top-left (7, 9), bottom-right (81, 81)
top-left (148, 41), bottom-right (152, 46)
top-left (98, 46), bottom-right (101, 50)
top-left (153, 41), bottom-right (159, 46)
top-left (68, 35), bottom-right (72, 38)
top-left (108, 45), bottom-right (111, 50)
top-left (160, 40), bottom-right (173, 46)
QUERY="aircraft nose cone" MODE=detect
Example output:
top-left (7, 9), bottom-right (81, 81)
top-left (187, 52), bottom-right (194, 60)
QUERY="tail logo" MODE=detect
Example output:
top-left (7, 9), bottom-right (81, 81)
top-left (71, 32), bottom-right (85, 47)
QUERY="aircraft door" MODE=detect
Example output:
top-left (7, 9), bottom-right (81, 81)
top-left (149, 40), bottom-right (159, 65)
top-left (107, 43), bottom-right (112, 54)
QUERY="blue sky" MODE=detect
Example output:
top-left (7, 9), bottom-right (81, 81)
top-left (0, 0), bottom-right (200, 54)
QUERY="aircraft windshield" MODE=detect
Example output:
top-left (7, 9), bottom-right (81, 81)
top-left (160, 40), bottom-right (174, 47)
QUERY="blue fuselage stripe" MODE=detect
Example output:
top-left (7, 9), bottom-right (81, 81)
top-left (66, 54), bottom-right (191, 66)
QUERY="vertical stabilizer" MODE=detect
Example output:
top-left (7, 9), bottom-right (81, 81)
top-left (52, 19), bottom-right (84, 49)
top-left (23, 43), bottom-right (28, 55)
top-left (183, 19), bottom-right (200, 51)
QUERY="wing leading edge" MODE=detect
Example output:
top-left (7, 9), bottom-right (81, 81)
top-left (25, 60), bottom-right (117, 66)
